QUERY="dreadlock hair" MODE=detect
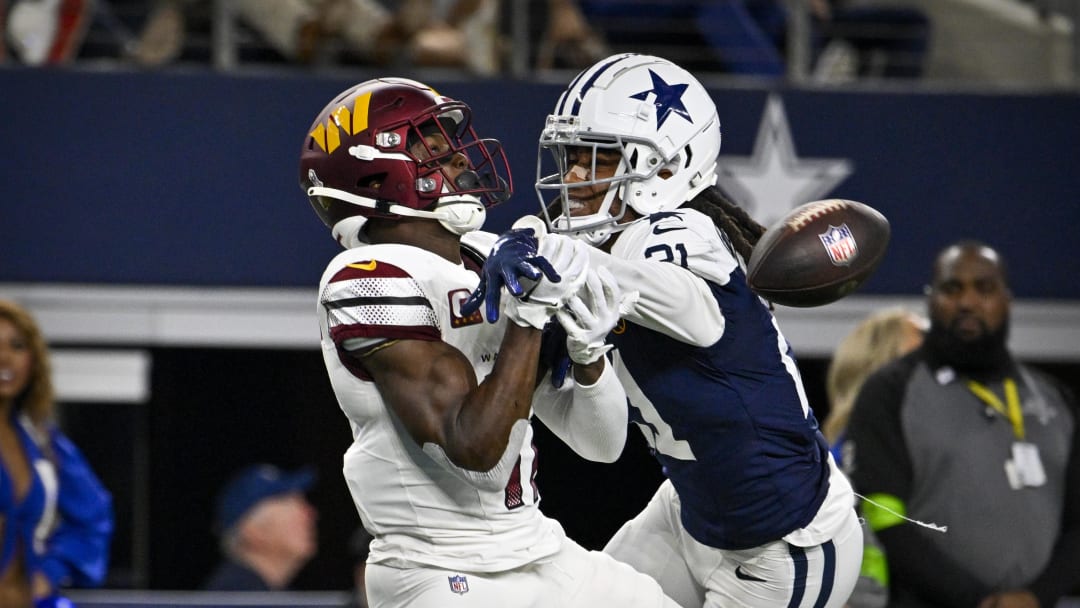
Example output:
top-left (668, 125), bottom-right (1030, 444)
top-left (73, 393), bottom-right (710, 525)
top-left (683, 186), bottom-right (766, 263)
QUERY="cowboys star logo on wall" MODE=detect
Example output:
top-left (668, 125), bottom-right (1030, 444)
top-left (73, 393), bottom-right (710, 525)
top-left (716, 95), bottom-right (852, 227)
top-left (630, 69), bottom-right (693, 128)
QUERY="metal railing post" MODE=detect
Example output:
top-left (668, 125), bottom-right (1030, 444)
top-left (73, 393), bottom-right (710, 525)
top-left (212, 0), bottom-right (237, 71)
top-left (785, 0), bottom-right (812, 83)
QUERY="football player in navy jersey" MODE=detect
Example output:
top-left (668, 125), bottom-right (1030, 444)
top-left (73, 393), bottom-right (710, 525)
top-left (475, 54), bottom-right (864, 608)
top-left (298, 77), bottom-right (680, 608)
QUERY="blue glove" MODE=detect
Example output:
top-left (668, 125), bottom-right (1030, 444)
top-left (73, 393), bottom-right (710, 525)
top-left (35, 595), bottom-right (77, 608)
top-left (461, 228), bottom-right (561, 322)
top-left (540, 321), bottom-right (572, 389)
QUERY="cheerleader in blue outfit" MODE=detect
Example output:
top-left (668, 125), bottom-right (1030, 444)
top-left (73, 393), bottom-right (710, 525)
top-left (0, 299), bottom-right (113, 608)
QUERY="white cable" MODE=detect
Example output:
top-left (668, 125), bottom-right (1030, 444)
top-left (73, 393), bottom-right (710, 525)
top-left (855, 492), bottom-right (948, 533)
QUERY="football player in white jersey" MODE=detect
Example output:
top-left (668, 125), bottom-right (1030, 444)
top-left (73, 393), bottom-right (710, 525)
top-left (298, 77), bottom-right (681, 608)
top-left (472, 54), bottom-right (865, 608)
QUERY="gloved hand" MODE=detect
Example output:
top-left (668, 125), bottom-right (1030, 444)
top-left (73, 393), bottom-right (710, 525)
top-left (503, 233), bottom-right (591, 329)
top-left (35, 594), bottom-right (77, 608)
top-left (460, 227), bottom-right (561, 322)
top-left (556, 266), bottom-right (635, 365)
top-left (539, 321), bottom-right (573, 389)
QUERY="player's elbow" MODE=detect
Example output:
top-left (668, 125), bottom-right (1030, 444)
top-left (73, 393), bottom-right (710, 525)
top-left (685, 325), bottom-right (723, 347)
top-left (423, 419), bottom-right (530, 491)
top-left (663, 316), bottom-right (723, 347)
top-left (445, 441), bottom-right (504, 472)
top-left (566, 420), bottom-right (627, 463)
top-left (576, 441), bottom-right (624, 464)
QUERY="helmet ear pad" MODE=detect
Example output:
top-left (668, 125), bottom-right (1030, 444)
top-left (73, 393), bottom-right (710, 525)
top-left (332, 216), bottom-right (370, 249)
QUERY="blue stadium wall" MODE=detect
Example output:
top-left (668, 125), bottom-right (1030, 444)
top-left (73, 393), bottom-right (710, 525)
top-left (3, 67), bottom-right (1079, 299)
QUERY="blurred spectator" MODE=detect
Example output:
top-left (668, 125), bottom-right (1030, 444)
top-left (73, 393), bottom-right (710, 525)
top-left (0, 299), bottom-right (113, 608)
top-left (545, 0), bottom-right (928, 79)
top-left (822, 306), bottom-right (926, 608)
top-left (129, 0), bottom-right (189, 67)
top-left (846, 240), bottom-right (1080, 607)
top-left (824, 306), bottom-right (926, 464)
top-left (1, 0), bottom-right (92, 65)
top-left (535, 0), bottom-right (609, 71)
top-left (814, 0), bottom-right (931, 81)
top-left (202, 463), bottom-right (318, 591)
top-left (545, 0), bottom-right (778, 74)
top-left (131, 0), bottom-right (501, 74)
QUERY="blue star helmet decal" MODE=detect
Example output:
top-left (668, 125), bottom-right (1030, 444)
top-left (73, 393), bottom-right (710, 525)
top-left (630, 69), bottom-right (693, 129)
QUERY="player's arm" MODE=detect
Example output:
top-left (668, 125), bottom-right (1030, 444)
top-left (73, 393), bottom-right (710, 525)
top-left (533, 360), bottom-right (627, 463)
top-left (582, 239), bottom-right (725, 347)
top-left (847, 361), bottom-right (991, 607)
top-left (363, 322), bottom-right (541, 477)
top-left (532, 267), bottom-right (630, 462)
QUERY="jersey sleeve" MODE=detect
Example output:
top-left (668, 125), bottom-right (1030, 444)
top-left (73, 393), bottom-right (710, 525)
top-left (590, 211), bottom-right (732, 347)
top-left (531, 361), bottom-right (629, 463)
top-left (319, 256), bottom-right (441, 356)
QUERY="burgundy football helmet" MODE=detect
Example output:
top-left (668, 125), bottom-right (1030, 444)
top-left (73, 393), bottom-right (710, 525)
top-left (299, 77), bottom-right (512, 247)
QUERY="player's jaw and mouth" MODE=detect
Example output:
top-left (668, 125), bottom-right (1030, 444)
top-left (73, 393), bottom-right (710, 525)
top-left (565, 187), bottom-right (607, 217)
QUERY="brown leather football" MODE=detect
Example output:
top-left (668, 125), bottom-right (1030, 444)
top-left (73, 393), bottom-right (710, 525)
top-left (746, 199), bottom-right (890, 307)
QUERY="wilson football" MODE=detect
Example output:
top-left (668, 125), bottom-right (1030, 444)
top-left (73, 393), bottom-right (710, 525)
top-left (746, 199), bottom-right (890, 307)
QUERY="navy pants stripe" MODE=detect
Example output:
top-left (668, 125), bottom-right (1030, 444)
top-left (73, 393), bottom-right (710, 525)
top-left (786, 541), bottom-right (836, 608)
top-left (812, 541), bottom-right (836, 608)
top-left (786, 545), bottom-right (807, 608)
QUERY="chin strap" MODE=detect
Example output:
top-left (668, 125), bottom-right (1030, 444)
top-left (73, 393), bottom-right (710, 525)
top-left (550, 213), bottom-right (638, 247)
top-left (309, 186), bottom-right (486, 236)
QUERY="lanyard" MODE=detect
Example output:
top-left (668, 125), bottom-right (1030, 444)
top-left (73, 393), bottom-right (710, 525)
top-left (967, 378), bottom-right (1024, 440)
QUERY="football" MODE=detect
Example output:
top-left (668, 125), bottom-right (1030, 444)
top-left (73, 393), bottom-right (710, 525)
top-left (746, 199), bottom-right (890, 307)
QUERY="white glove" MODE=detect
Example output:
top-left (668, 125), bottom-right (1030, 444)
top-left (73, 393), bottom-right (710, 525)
top-left (522, 233), bottom-right (590, 306)
top-left (504, 230), bottom-right (591, 329)
top-left (502, 295), bottom-right (552, 329)
top-left (556, 266), bottom-right (636, 364)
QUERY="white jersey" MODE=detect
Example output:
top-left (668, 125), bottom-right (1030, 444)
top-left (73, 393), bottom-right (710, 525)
top-left (316, 232), bottom-right (563, 572)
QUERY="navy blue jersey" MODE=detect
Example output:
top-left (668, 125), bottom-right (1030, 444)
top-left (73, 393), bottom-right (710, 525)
top-left (598, 208), bottom-right (830, 550)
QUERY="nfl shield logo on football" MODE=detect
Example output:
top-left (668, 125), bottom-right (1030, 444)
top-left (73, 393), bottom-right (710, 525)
top-left (818, 223), bottom-right (858, 266)
top-left (448, 574), bottom-right (470, 595)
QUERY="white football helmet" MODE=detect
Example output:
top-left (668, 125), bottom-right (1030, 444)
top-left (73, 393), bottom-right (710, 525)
top-left (535, 54), bottom-right (722, 245)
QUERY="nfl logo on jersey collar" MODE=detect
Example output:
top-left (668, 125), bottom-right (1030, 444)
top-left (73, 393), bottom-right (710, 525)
top-left (448, 574), bottom-right (470, 595)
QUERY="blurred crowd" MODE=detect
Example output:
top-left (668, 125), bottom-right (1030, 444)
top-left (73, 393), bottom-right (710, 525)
top-left (0, 0), bottom-right (935, 81)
